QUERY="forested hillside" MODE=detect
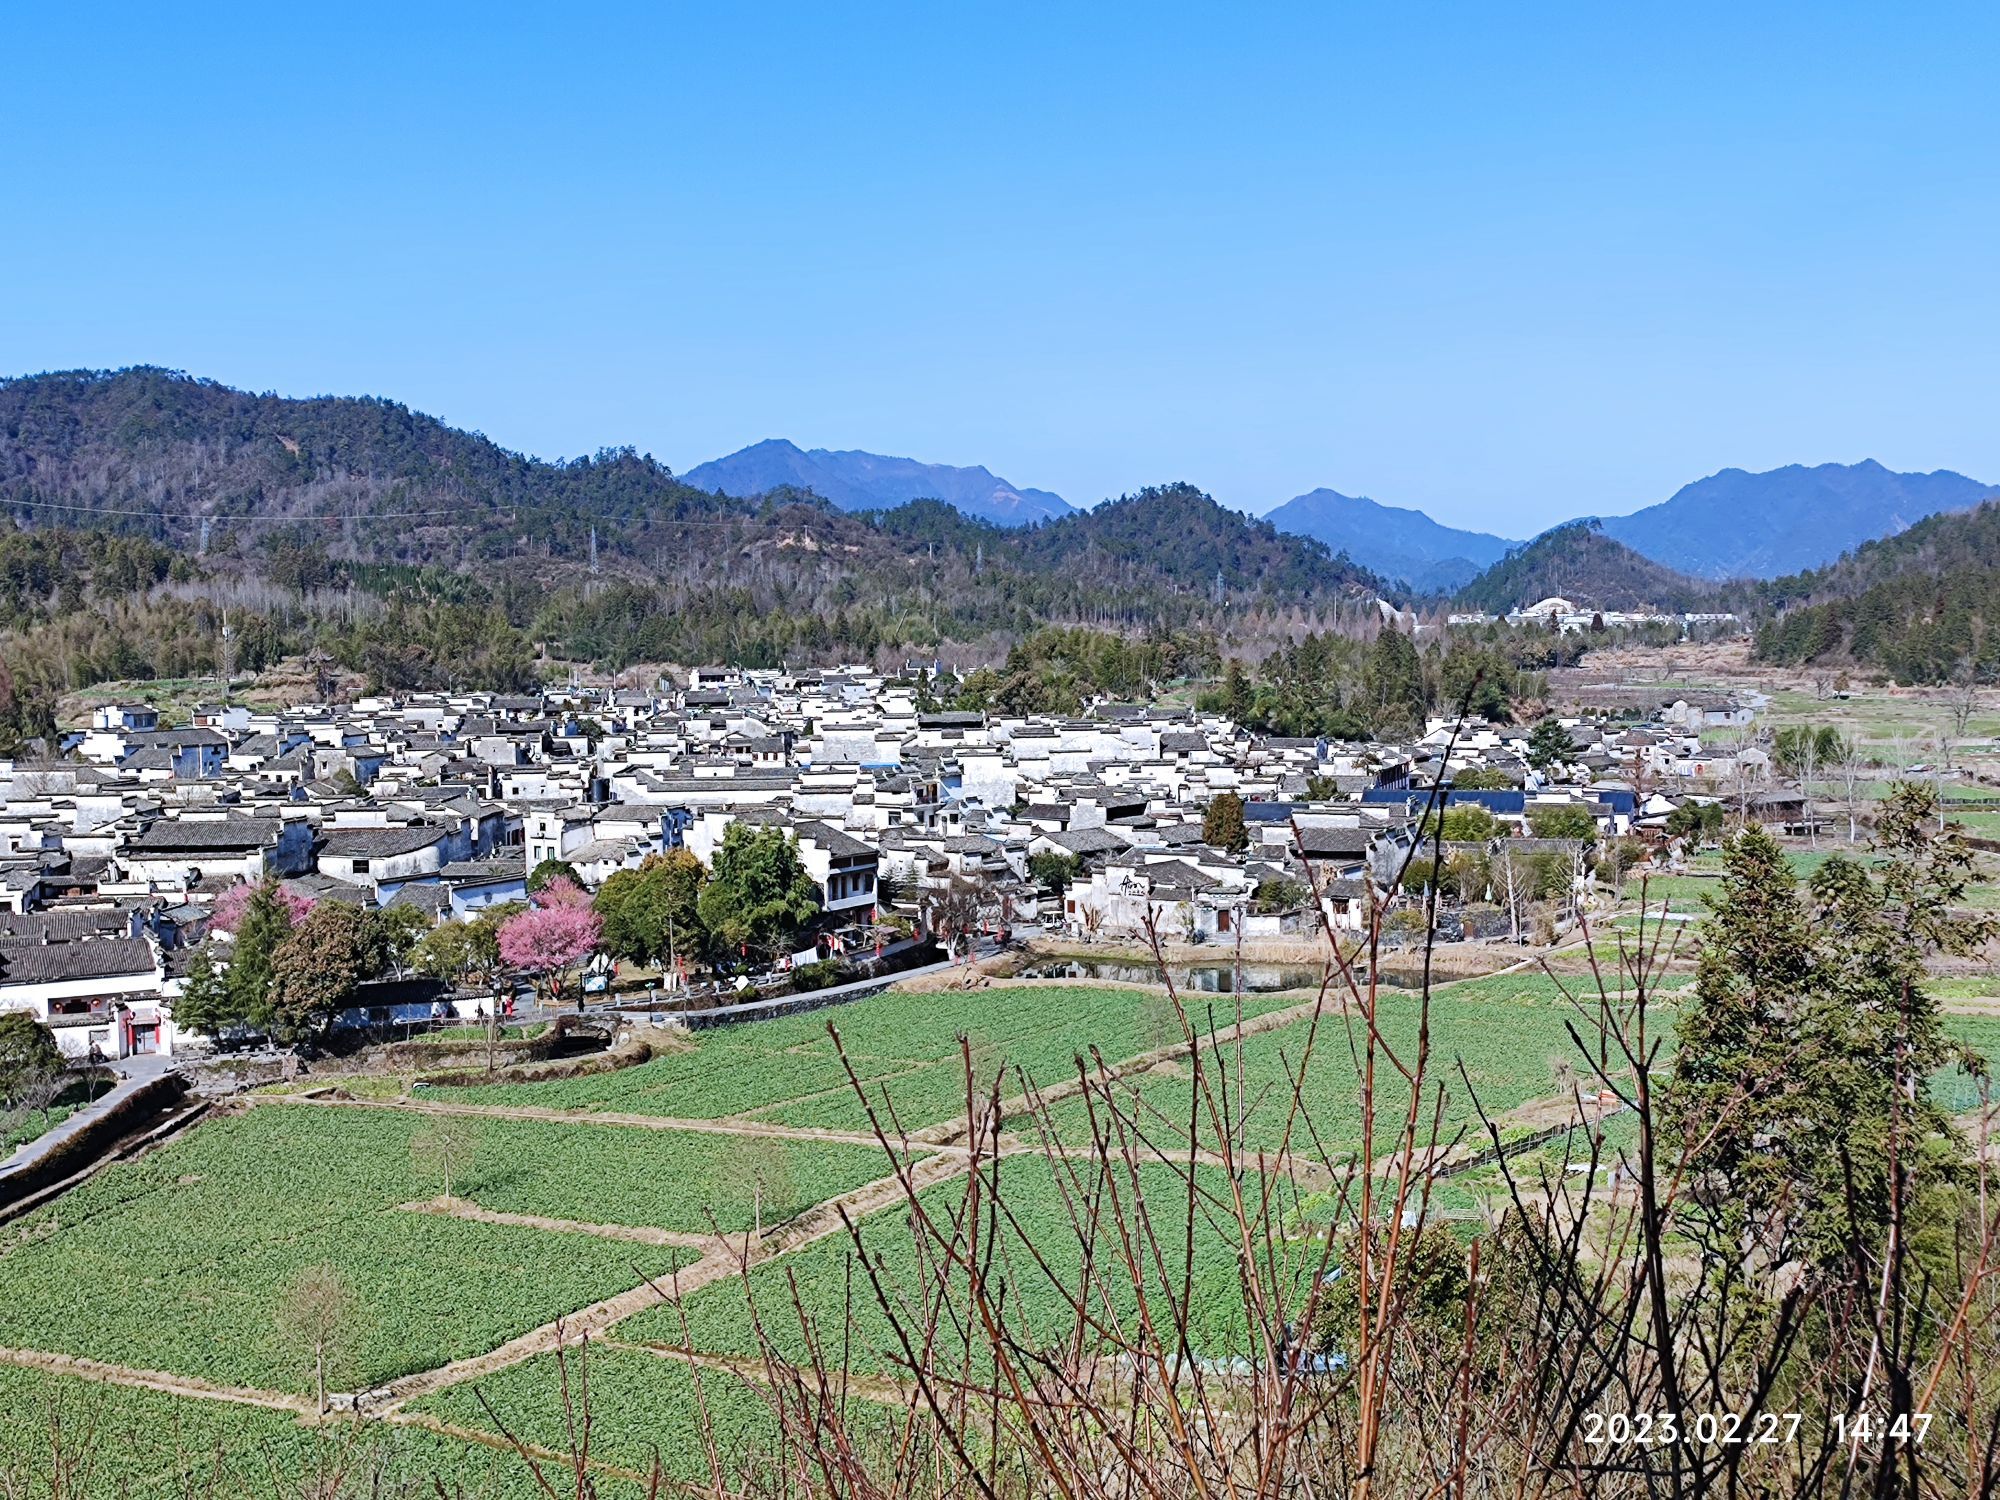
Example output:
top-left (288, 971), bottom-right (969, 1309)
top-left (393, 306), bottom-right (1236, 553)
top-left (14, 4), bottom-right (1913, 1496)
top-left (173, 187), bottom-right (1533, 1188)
top-left (1754, 500), bottom-right (2000, 682)
top-left (0, 369), bottom-right (1388, 746)
top-left (1454, 520), bottom-right (1714, 613)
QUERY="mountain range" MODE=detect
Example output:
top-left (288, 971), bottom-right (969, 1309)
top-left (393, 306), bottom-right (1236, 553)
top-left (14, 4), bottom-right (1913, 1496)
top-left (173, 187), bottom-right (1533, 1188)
top-left (1259, 489), bottom-right (1515, 593)
top-left (1591, 460), bottom-right (2000, 580)
top-left (0, 368), bottom-right (1382, 645)
top-left (3, 368), bottom-right (1993, 622)
top-left (686, 436), bottom-right (1997, 599)
top-left (682, 438), bottom-right (1073, 527)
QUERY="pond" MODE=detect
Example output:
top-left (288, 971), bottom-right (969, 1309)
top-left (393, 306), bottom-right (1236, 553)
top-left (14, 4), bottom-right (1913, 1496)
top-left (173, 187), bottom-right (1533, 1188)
top-left (1016, 959), bottom-right (1422, 992)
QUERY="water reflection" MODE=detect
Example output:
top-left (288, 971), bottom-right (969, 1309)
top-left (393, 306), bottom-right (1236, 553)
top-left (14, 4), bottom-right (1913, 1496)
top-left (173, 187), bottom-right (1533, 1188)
top-left (1016, 959), bottom-right (1420, 993)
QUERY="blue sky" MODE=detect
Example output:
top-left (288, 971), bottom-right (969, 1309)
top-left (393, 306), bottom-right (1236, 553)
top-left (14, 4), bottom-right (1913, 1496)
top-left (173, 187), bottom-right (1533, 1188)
top-left (7, 4), bottom-right (1998, 535)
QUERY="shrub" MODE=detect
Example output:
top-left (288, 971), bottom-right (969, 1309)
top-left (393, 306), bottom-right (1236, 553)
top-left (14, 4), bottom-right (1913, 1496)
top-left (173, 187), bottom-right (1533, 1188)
top-left (791, 959), bottom-right (847, 993)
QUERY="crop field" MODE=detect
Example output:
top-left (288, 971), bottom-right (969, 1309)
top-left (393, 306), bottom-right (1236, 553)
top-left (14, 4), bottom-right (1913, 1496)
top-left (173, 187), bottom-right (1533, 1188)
top-left (408, 1342), bottom-right (826, 1487)
top-left (1621, 874), bottom-right (1723, 905)
top-left (0, 1107), bottom-right (695, 1394)
top-left (621, 1154), bottom-right (1274, 1380)
top-left (1040, 975), bottom-right (1651, 1160)
top-left (8, 968), bottom-right (1997, 1496)
top-left (432, 983), bottom-right (1296, 1136)
top-left (0, 1365), bottom-right (558, 1500)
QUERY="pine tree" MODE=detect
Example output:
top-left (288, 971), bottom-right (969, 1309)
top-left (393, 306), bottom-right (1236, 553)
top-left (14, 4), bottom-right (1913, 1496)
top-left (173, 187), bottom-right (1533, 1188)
top-left (1526, 715), bottom-right (1572, 772)
top-left (225, 881), bottom-right (300, 1029)
top-left (1222, 658), bottom-right (1253, 724)
top-left (170, 946), bottom-right (237, 1038)
top-left (1667, 791), bottom-right (1992, 1274)
top-left (1202, 792), bottom-right (1249, 853)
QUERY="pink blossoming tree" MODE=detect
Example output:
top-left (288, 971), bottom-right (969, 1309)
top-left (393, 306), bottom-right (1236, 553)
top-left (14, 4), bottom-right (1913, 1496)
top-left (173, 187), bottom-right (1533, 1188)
top-left (212, 879), bottom-right (315, 935)
top-left (497, 878), bottom-right (602, 1005)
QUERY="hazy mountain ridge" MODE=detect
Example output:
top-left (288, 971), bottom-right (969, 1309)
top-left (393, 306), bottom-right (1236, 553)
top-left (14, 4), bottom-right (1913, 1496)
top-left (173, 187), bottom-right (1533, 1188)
top-left (683, 438), bottom-right (1072, 527)
top-left (6, 368), bottom-right (1987, 629)
top-left (1261, 488), bottom-right (1516, 593)
top-left (1592, 460), bottom-right (2000, 580)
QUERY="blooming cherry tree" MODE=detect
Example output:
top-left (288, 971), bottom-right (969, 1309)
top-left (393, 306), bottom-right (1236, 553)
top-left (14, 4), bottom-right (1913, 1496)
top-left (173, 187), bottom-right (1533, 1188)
top-left (497, 878), bottom-right (602, 1005)
top-left (212, 879), bottom-right (315, 935)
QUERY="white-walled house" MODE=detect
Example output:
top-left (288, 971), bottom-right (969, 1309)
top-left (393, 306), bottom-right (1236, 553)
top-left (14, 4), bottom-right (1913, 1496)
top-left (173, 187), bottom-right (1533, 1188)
top-left (794, 821), bottom-right (880, 917)
top-left (0, 935), bottom-right (171, 1059)
top-left (317, 825), bottom-right (451, 898)
top-left (117, 815), bottom-right (313, 889)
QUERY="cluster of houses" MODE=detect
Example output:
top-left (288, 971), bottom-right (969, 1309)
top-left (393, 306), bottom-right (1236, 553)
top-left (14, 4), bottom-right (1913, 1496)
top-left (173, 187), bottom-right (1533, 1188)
top-left (1448, 597), bottom-right (1742, 635)
top-left (0, 668), bottom-right (1775, 1063)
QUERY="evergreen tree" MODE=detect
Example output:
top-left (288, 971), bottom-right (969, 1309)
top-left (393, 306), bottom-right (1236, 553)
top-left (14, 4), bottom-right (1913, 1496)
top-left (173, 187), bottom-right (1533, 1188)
top-left (225, 881), bottom-right (301, 1029)
top-left (1222, 658), bottom-right (1253, 723)
top-left (1027, 851), bottom-right (1082, 895)
top-left (696, 826), bottom-right (820, 963)
top-left (1667, 791), bottom-right (1993, 1274)
top-left (268, 902), bottom-right (374, 1039)
top-left (527, 859), bottom-right (582, 895)
top-left (1526, 715), bottom-right (1572, 772)
top-left (170, 946), bottom-right (236, 1038)
top-left (595, 850), bottom-right (707, 966)
top-left (1202, 791), bottom-right (1249, 853)
top-left (1364, 626), bottom-right (1425, 732)
top-left (0, 1012), bottom-right (64, 1106)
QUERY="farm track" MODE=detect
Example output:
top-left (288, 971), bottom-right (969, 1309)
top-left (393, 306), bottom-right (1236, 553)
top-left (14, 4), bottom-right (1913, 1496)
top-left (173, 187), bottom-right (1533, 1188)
top-left (1, 948), bottom-right (1597, 1442)
top-left (395, 1197), bottom-right (719, 1250)
top-left (371, 1150), bottom-right (974, 1409)
top-left (0, 1344), bottom-right (314, 1416)
top-left (246, 1090), bottom-right (978, 1158)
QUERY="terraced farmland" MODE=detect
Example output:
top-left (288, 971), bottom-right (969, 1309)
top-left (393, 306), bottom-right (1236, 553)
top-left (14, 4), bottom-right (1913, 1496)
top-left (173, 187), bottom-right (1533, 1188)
top-left (431, 983), bottom-right (1296, 1135)
top-left (0, 1106), bottom-right (698, 1394)
top-left (4, 971), bottom-right (1993, 1497)
top-left (620, 1154), bottom-right (1280, 1381)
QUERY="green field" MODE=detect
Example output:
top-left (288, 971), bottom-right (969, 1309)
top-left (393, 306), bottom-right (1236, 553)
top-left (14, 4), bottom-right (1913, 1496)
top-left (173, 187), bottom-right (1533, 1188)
top-left (0, 1366), bottom-right (555, 1500)
top-left (432, 984), bottom-right (1295, 1136)
top-left (0, 1107), bottom-right (695, 1395)
top-left (1043, 974), bottom-right (1649, 1160)
top-left (621, 1155), bottom-right (1277, 1380)
top-left (1621, 874), bottom-right (1720, 905)
top-left (6, 964), bottom-right (1998, 1495)
top-left (409, 1342), bottom-right (830, 1487)
top-left (1, 1099), bottom-right (86, 1155)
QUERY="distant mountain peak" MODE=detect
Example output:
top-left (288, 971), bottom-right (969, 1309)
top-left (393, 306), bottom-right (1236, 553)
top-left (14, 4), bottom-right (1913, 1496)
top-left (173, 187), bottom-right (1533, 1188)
top-left (683, 440), bottom-right (1072, 528)
top-left (1263, 487), bottom-right (1516, 594)
top-left (1595, 459), bottom-right (2000, 580)
top-left (1454, 521), bottom-right (1711, 613)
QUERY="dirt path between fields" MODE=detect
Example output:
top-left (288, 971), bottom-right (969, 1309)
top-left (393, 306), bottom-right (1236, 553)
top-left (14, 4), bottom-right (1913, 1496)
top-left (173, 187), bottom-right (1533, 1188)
top-left (0, 1345), bottom-right (315, 1416)
top-left (386, 1409), bottom-right (664, 1488)
top-left (604, 1335), bottom-right (916, 1410)
top-left (247, 1091), bottom-right (976, 1158)
top-left (371, 1151), bottom-right (973, 1410)
top-left (910, 940), bottom-right (1579, 1154)
top-left (395, 1197), bottom-right (719, 1251)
